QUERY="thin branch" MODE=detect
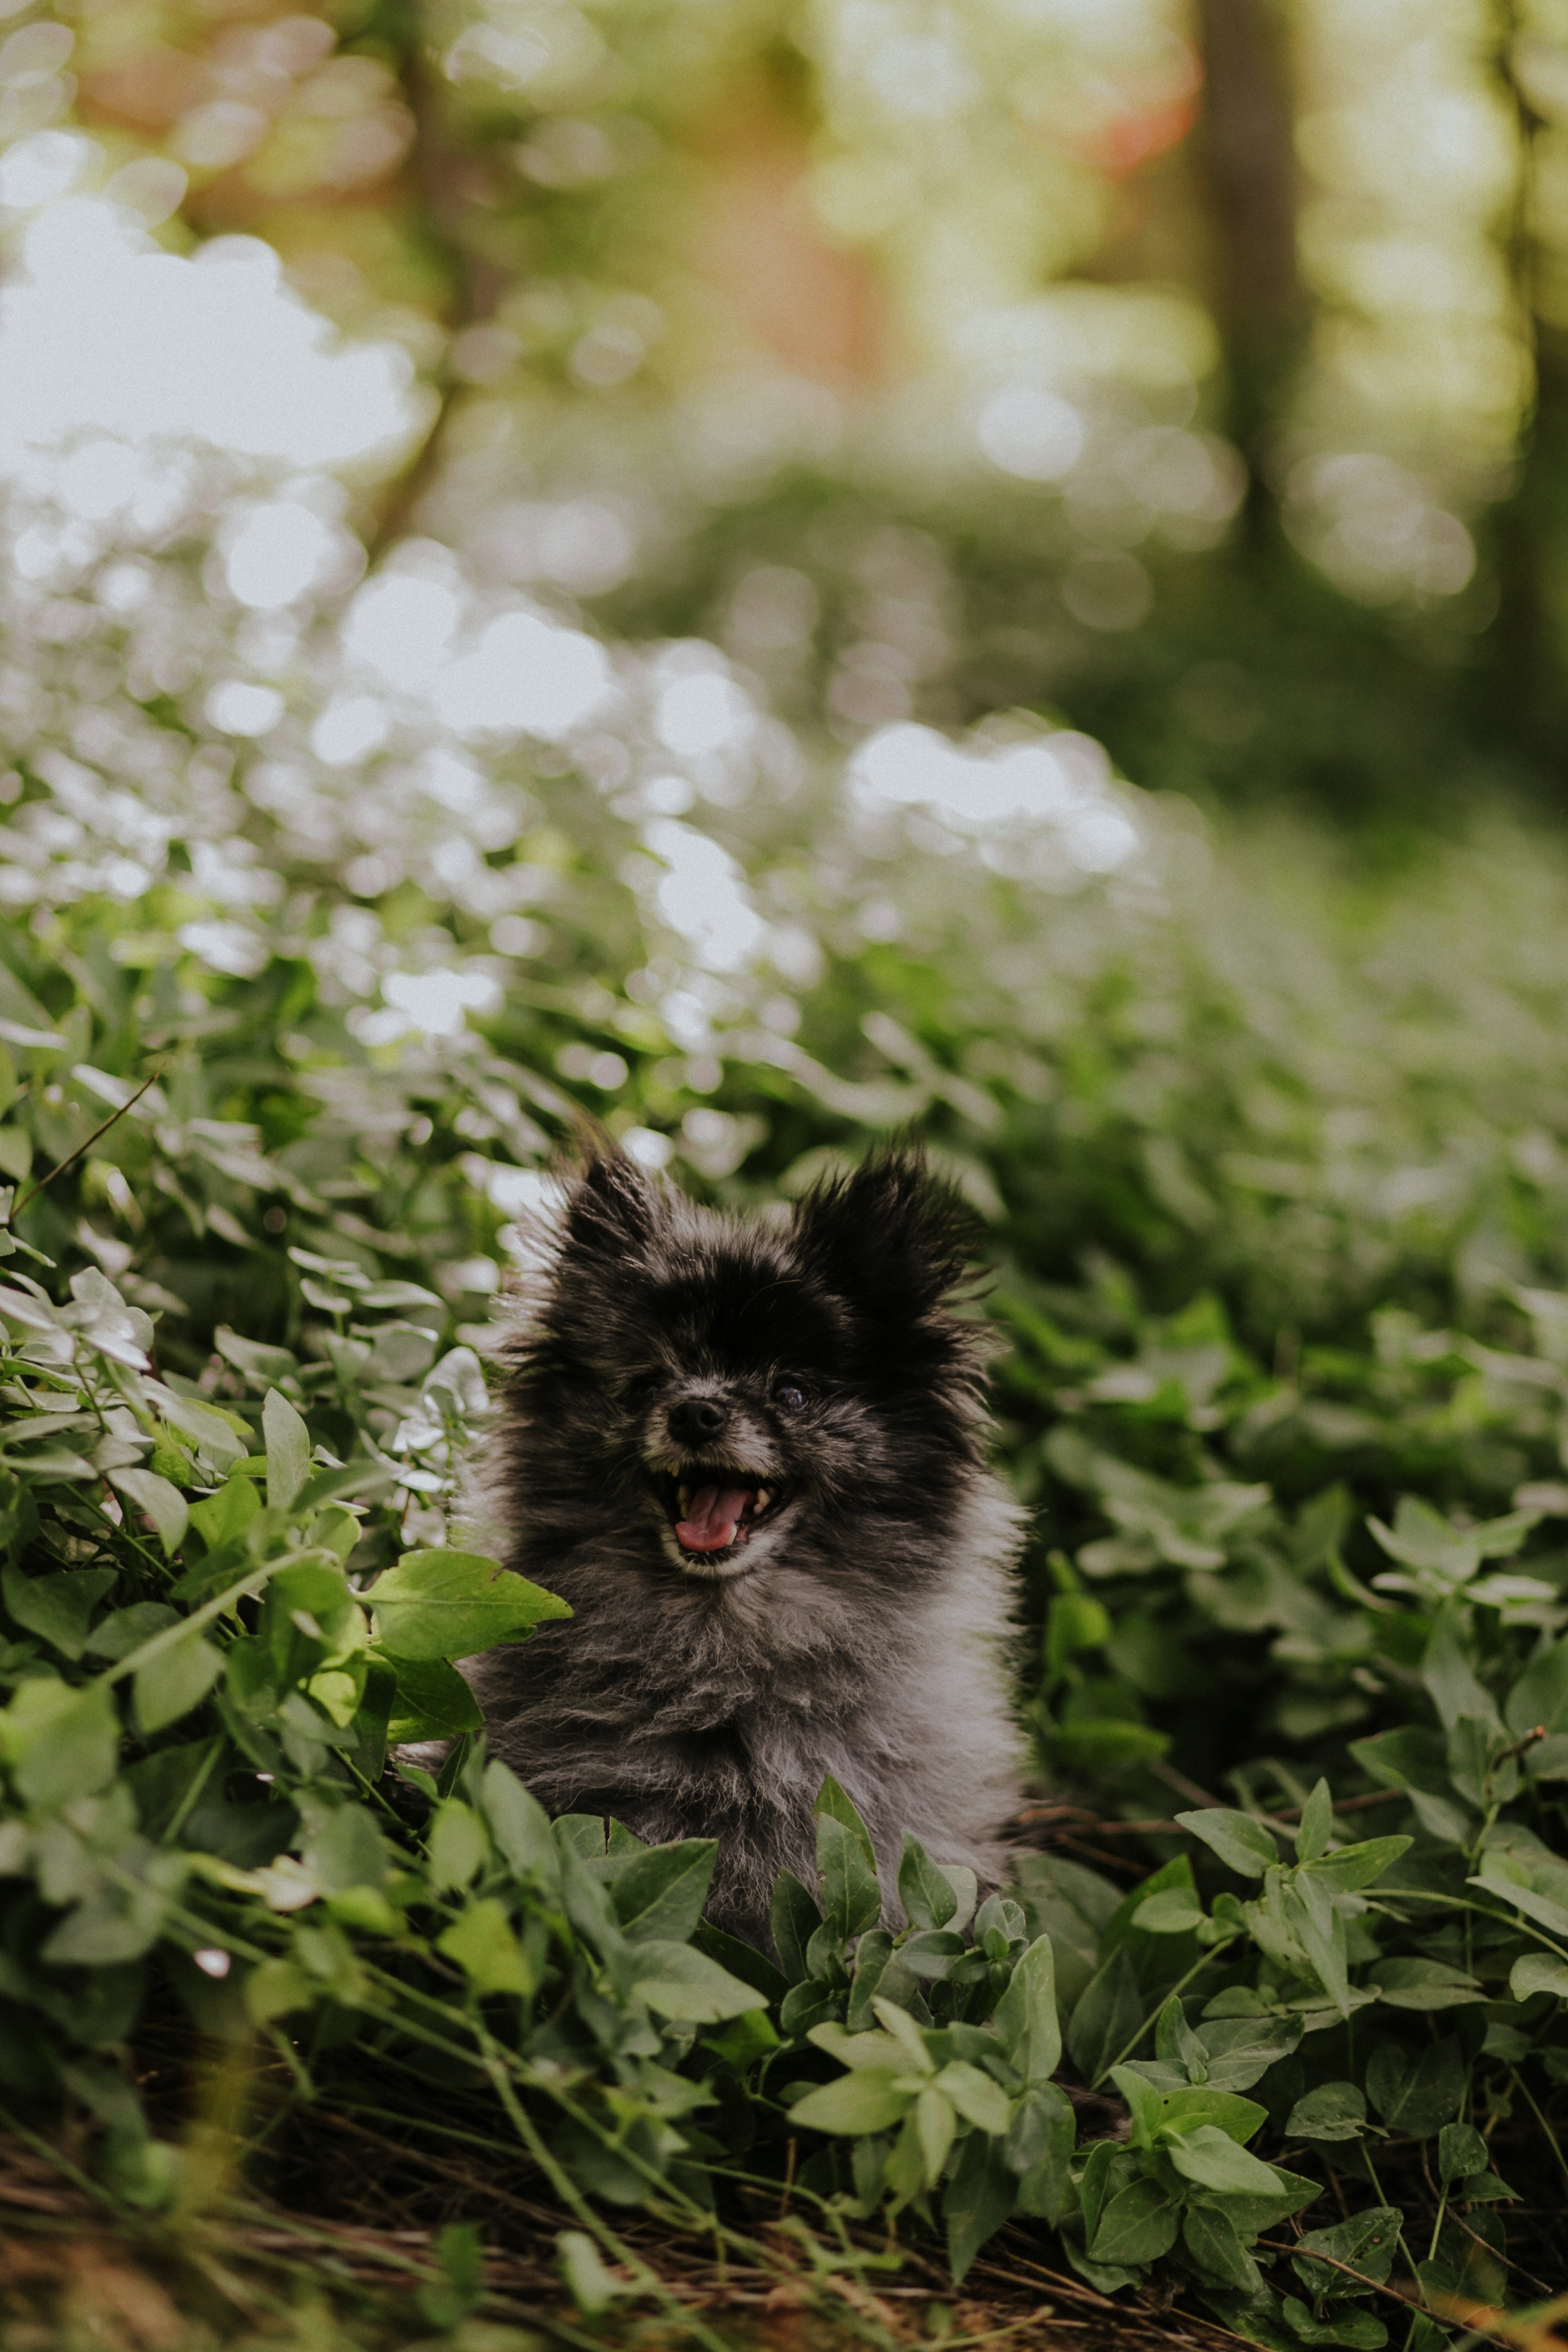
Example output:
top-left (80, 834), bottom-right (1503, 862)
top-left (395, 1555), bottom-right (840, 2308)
top-left (8, 1061), bottom-right (167, 1219)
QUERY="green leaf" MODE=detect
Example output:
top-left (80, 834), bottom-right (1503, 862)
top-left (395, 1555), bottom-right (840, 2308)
top-left (1174, 1808), bottom-right (1279, 1878)
top-left (1134, 1888), bottom-right (1206, 1933)
top-left (83, 1602), bottom-right (180, 1661)
top-left (1163, 2123), bottom-right (1283, 2195)
top-left (133, 1627), bottom-right (224, 1734)
top-left (108, 1467), bottom-right (189, 1555)
top-left (944, 2127), bottom-right (1017, 2284)
top-left (1089, 2177), bottom-right (1181, 2267)
top-left (557, 2231), bottom-right (620, 2320)
top-left (437, 1897), bottom-right (534, 1995)
top-left (1292, 2207), bottom-right (1402, 2303)
top-left (263, 1385), bottom-right (311, 1511)
top-left (1067, 1942), bottom-right (1142, 2085)
top-left (7, 1678), bottom-right (118, 1808)
top-left (1470, 1870), bottom-right (1568, 1938)
top-left (1437, 2122), bottom-right (1489, 2183)
top-left (1157, 2088), bottom-right (1268, 2143)
top-left (427, 1799), bottom-right (488, 1891)
top-left (1183, 2201), bottom-right (1263, 2292)
top-left (299, 1795), bottom-right (389, 1892)
top-left (188, 1472), bottom-right (262, 1552)
top-left (1287, 2082), bottom-right (1367, 2142)
top-left (609, 1839), bottom-right (717, 1944)
top-left (1421, 1609), bottom-right (1501, 1734)
top-left (1364, 2038), bottom-right (1465, 2139)
top-left (1280, 2298), bottom-right (1388, 2349)
top-left (898, 1831), bottom-right (959, 1930)
top-left (932, 2059), bottom-right (1012, 2136)
top-left (817, 1812), bottom-right (882, 1940)
top-left (789, 2067), bottom-right (912, 2135)
top-left (2, 1563), bottom-right (116, 1660)
top-left (993, 1933), bottom-right (1061, 2085)
top-left (812, 1774), bottom-right (877, 1869)
top-left (916, 2086), bottom-right (956, 2187)
top-left (1303, 1837), bottom-right (1412, 1893)
top-left (628, 1940), bottom-right (766, 2024)
top-left (383, 1653), bottom-right (484, 1740)
top-left (1295, 1779), bottom-right (1334, 1864)
top-left (479, 1762), bottom-right (558, 1888)
top-left (771, 1868), bottom-right (822, 1982)
top-left (1506, 1635), bottom-right (1568, 1739)
top-left (368, 1551), bottom-right (570, 1661)
top-left (1510, 1951), bottom-right (1568, 2001)
top-left (1366, 1958), bottom-right (1481, 2010)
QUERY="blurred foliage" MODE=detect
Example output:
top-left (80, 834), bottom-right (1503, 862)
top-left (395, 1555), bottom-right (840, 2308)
top-left (3, 0), bottom-right (1568, 2336)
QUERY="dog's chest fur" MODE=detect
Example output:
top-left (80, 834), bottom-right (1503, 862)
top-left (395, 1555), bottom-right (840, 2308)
top-left (472, 1485), bottom-right (1023, 1942)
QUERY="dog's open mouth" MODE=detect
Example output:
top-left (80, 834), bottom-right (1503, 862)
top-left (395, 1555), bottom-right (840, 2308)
top-left (659, 1467), bottom-right (787, 1556)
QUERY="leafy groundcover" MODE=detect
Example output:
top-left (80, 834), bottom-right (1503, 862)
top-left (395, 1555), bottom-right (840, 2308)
top-left (2, 1163), bottom-right (1567, 2347)
top-left (1, 811), bottom-right (1567, 2347)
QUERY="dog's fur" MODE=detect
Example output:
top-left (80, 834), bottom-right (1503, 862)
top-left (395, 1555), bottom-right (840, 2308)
top-left (470, 1148), bottom-right (1025, 1950)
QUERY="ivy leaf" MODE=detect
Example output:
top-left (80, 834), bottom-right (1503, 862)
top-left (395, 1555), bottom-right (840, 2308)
top-left (437, 1898), bottom-right (533, 1995)
top-left (7, 1678), bottom-right (118, 1808)
top-left (1437, 2123), bottom-right (1489, 2183)
top-left (368, 1552), bottom-right (570, 1661)
top-left (771, 1869), bottom-right (822, 1983)
top-left (133, 1626), bottom-right (224, 1733)
top-left (1183, 2202), bottom-right (1264, 2292)
top-left (1067, 1943), bottom-right (1142, 2085)
top-left (383, 1653), bottom-right (484, 1741)
top-left (628, 1940), bottom-right (766, 2024)
top-left (1088, 2177), bottom-right (1181, 2267)
top-left (932, 2059), bottom-right (1012, 2136)
top-left (816, 1812), bottom-right (882, 1940)
top-left (789, 2068), bottom-right (911, 2135)
top-left (993, 1933), bottom-right (1060, 2086)
top-left (1295, 1778), bottom-right (1334, 1863)
top-left (1, 1563), bottom-right (116, 1661)
top-left (108, 1466), bottom-right (189, 1555)
top-left (263, 1385), bottom-right (311, 1512)
top-left (1287, 2082), bottom-right (1367, 2141)
top-left (1304, 1837), bottom-right (1412, 1893)
top-left (1174, 1808), bottom-right (1279, 1878)
top-left (898, 1831), bottom-right (958, 1930)
top-left (943, 2127), bottom-right (1016, 2284)
top-left (427, 1799), bottom-right (488, 1892)
top-left (1365, 2038), bottom-right (1465, 2138)
top-left (609, 1840), bottom-right (717, 1945)
top-left (1292, 2207), bottom-right (1402, 2303)
top-left (1134, 1888), bottom-right (1206, 1933)
top-left (1366, 1957), bottom-right (1481, 2009)
top-left (1510, 1951), bottom-right (1568, 2001)
top-left (480, 1761), bottom-right (558, 1889)
top-left (1163, 2124), bottom-right (1283, 2195)
top-left (812, 1774), bottom-right (877, 1869)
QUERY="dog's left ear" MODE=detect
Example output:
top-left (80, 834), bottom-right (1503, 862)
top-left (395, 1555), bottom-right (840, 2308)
top-left (792, 1151), bottom-right (974, 1316)
top-left (561, 1149), bottom-right (657, 1266)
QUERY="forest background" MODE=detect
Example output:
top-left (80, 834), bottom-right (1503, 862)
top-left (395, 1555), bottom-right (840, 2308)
top-left (5, 1), bottom-right (1568, 2347)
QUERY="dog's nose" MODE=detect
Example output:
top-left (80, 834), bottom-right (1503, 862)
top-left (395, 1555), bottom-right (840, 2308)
top-left (669, 1396), bottom-right (728, 1448)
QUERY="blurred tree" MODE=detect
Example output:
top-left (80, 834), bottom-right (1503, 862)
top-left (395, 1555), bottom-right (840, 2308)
top-left (49, 0), bottom-right (1568, 824)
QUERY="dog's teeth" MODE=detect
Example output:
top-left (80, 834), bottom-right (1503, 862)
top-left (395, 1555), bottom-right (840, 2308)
top-left (677, 1485), bottom-right (691, 1515)
top-left (754, 1486), bottom-right (771, 1514)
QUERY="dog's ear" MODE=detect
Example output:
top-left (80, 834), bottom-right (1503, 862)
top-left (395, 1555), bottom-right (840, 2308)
top-left (560, 1149), bottom-right (657, 1266)
top-left (793, 1150), bottom-right (974, 1316)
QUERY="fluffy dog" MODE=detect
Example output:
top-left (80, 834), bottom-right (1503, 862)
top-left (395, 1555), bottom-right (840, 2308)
top-left (471, 1147), bottom-right (1025, 1950)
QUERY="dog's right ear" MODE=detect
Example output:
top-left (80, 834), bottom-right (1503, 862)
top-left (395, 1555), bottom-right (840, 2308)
top-left (559, 1149), bottom-right (656, 1266)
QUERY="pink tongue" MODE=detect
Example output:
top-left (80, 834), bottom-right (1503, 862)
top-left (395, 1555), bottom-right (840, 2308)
top-left (676, 1484), bottom-right (751, 1552)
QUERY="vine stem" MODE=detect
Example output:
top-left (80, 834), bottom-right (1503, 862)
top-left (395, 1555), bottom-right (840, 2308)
top-left (1090, 1940), bottom-right (1232, 2087)
top-left (1508, 2066), bottom-right (1568, 2198)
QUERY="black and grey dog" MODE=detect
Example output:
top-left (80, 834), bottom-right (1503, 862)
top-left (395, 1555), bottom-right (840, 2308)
top-left (470, 1146), bottom-right (1025, 1949)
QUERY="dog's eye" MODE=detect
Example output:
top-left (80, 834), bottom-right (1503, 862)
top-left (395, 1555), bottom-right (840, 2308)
top-left (774, 1381), bottom-right (805, 1410)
